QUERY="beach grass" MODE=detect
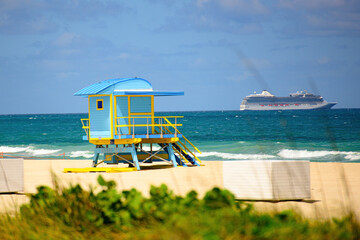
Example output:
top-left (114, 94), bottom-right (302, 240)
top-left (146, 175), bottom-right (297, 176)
top-left (0, 175), bottom-right (359, 240)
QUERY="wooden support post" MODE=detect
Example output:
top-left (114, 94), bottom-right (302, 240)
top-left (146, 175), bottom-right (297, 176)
top-left (147, 118), bottom-right (149, 138)
top-left (130, 144), bottom-right (141, 170)
top-left (175, 117), bottom-right (177, 138)
top-left (167, 143), bottom-right (177, 168)
top-left (150, 143), bottom-right (153, 163)
top-left (92, 152), bottom-right (100, 167)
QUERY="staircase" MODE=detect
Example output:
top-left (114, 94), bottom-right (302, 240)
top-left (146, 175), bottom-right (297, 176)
top-left (156, 118), bottom-right (202, 167)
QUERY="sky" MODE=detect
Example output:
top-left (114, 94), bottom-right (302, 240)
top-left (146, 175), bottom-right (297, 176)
top-left (0, 0), bottom-right (359, 114)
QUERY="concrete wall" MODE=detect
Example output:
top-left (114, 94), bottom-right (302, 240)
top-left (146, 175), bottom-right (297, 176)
top-left (223, 160), bottom-right (310, 200)
top-left (0, 158), bottom-right (24, 193)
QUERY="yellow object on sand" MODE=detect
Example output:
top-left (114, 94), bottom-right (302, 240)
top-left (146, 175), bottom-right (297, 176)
top-left (63, 167), bottom-right (137, 173)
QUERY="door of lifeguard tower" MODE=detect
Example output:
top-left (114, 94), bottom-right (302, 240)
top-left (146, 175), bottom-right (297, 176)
top-left (89, 95), bottom-right (112, 139)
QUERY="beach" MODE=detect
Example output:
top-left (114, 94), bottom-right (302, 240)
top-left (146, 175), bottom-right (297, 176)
top-left (1, 160), bottom-right (359, 220)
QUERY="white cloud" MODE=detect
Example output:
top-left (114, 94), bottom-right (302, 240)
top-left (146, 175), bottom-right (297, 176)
top-left (277, 0), bottom-right (360, 36)
top-left (317, 57), bottom-right (330, 64)
top-left (59, 49), bottom-right (80, 57)
top-left (161, 0), bottom-right (268, 33)
top-left (54, 33), bottom-right (79, 46)
top-left (196, 0), bottom-right (269, 15)
top-left (240, 23), bottom-right (263, 33)
top-left (144, 1), bottom-right (360, 37)
top-left (117, 53), bottom-right (130, 60)
top-left (55, 71), bottom-right (79, 79)
top-left (218, 0), bottom-right (268, 14)
top-left (233, 70), bottom-right (254, 82)
top-left (197, 0), bottom-right (211, 8)
top-left (190, 58), bottom-right (206, 68)
top-left (0, 0), bottom-right (127, 35)
top-left (278, 0), bottom-right (346, 9)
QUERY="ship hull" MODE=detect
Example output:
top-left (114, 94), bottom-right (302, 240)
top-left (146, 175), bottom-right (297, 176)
top-left (240, 102), bottom-right (336, 111)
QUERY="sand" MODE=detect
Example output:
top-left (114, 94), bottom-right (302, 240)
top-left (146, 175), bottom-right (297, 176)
top-left (1, 160), bottom-right (359, 220)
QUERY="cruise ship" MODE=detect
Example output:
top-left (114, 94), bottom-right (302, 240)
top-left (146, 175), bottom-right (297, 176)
top-left (240, 90), bottom-right (336, 111)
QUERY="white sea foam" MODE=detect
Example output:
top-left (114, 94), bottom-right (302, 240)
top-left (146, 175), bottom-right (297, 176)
top-left (198, 151), bottom-right (275, 160)
top-left (25, 148), bottom-right (61, 156)
top-left (141, 145), bottom-right (161, 151)
top-left (278, 149), bottom-right (360, 161)
top-left (69, 151), bottom-right (93, 158)
top-left (0, 146), bottom-right (62, 156)
top-left (344, 154), bottom-right (360, 161)
top-left (0, 146), bottom-right (30, 153)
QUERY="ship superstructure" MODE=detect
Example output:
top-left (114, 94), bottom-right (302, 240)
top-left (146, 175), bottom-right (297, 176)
top-left (240, 90), bottom-right (336, 111)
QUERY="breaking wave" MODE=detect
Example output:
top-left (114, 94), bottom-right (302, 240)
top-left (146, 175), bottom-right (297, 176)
top-left (1, 145), bottom-right (359, 162)
top-left (0, 145), bottom-right (61, 156)
top-left (68, 151), bottom-right (93, 159)
top-left (0, 146), bottom-right (31, 153)
top-left (25, 148), bottom-right (61, 156)
top-left (278, 149), bottom-right (360, 161)
top-left (198, 151), bottom-right (275, 160)
top-left (197, 149), bottom-right (360, 162)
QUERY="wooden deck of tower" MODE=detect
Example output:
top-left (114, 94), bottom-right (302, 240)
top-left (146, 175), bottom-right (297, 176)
top-left (70, 77), bottom-right (201, 171)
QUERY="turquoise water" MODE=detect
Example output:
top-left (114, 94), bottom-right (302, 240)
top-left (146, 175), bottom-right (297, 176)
top-left (0, 109), bottom-right (359, 162)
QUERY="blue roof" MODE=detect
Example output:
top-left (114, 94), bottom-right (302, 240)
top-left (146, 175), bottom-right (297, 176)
top-left (74, 77), bottom-right (184, 97)
top-left (116, 90), bottom-right (184, 96)
top-left (74, 78), bottom-right (152, 96)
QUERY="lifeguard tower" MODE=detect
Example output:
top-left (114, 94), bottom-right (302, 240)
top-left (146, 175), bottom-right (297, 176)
top-left (73, 77), bottom-right (201, 170)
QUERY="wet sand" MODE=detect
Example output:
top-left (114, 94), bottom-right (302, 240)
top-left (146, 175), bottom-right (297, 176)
top-left (1, 160), bottom-right (359, 220)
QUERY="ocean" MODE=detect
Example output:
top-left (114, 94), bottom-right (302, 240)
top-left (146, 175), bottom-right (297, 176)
top-left (0, 109), bottom-right (359, 162)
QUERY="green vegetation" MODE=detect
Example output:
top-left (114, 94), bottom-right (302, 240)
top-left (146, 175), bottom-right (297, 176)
top-left (1, 176), bottom-right (359, 239)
